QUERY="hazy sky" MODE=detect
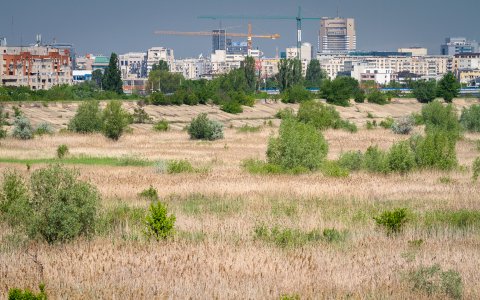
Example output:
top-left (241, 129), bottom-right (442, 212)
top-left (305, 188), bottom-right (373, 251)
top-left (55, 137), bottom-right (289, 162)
top-left (1, 0), bottom-right (479, 58)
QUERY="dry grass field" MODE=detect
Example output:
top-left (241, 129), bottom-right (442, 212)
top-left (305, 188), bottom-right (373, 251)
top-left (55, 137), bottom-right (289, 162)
top-left (1, 99), bottom-right (480, 299)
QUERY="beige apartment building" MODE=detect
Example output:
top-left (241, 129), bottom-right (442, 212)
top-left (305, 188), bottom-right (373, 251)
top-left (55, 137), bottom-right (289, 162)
top-left (0, 46), bottom-right (72, 90)
top-left (319, 17), bottom-right (356, 54)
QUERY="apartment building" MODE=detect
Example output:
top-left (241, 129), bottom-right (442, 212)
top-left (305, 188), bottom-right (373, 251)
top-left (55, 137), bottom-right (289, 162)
top-left (119, 52), bottom-right (147, 79)
top-left (147, 47), bottom-right (174, 73)
top-left (173, 57), bottom-right (211, 79)
top-left (319, 17), bottom-right (356, 54)
top-left (0, 45), bottom-right (72, 90)
top-left (441, 37), bottom-right (479, 56)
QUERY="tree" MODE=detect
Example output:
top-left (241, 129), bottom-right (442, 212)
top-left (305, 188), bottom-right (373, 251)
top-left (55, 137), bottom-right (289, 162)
top-left (68, 100), bottom-right (103, 133)
top-left (320, 76), bottom-right (361, 106)
top-left (437, 72), bottom-right (461, 103)
top-left (304, 59), bottom-right (326, 89)
top-left (152, 60), bottom-right (169, 72)
top-left (102, 100), bottom-right (131, 140)
top-left (277, 58), bottom-right (303, 92)
top-left (242, 56), bottom-right (257, 93)
top-left (102, 53), bottom-right (123, 94)
top-left (91, 69), bottom-right (104, 88)
top-left (147, 69), bottom-right (184, 94)
top-left (411, 80), bottom-right (437, 103)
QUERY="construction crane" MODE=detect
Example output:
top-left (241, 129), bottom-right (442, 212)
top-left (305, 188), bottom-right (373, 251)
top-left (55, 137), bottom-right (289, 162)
top-left (154, 23), bottom-right (280, 51)
top-left (199, 6), bottom-right (321, 60)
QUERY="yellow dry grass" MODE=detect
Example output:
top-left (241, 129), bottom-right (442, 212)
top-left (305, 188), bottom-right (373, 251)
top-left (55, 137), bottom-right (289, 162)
top-left (1, 100), bottom-right (480, 299)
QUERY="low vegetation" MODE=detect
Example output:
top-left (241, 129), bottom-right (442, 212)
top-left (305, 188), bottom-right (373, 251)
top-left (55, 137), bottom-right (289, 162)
top-left (187, 113), bottom-right (224, 141)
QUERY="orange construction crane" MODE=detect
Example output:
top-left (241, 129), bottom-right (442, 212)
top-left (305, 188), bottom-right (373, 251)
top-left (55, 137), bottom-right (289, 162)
top-left (154, 23), bottom-right (280, 50)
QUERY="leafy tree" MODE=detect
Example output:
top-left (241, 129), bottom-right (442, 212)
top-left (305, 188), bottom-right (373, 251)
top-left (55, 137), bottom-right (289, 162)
top-left (91, 69), bottom-right (104, 88)
top-left (102, 100), bottom-right (131, 141)
top-left (411, 80), bottom-right (437, 103)
top-left (320, 76), bottom-right (361, 106)
top-left (367, 89), bottom-right (388, 105)
top-left (144, 201), bottom-right (176, 240)
top-left (304, 59), bottom-right (326, 89)
top-left (102, 53), bottom-right (123, 94)
top-left (68, 101), bottom-right (103, 133)
top-left (460, 104), bottom-right (480, 132)
top-left (277, 58), bottom-right (303, 92)
top-left (146, 69), bottom-right (184, 94)
top-left (151, 60), bottom-right (169, 72)
top-left (242, 56), bottom-right (257, 93)
top-left (437, 72), bottom-right (461, 103)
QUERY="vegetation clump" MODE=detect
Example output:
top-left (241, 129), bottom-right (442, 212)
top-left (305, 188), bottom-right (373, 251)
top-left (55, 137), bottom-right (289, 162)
top-left (101, 100), bottom-right (131, 141)
top-left (34, 122), bottom-right (54, 136)
top-left (153, 119), bottom-right (169, 132)
top-left (8, 283), bottom-right (47, 300)
top-left (187, 113), bottom-right (224, 141)
top-left (392, 116), bottom-right (414, 135)
top-left (460, 104), bottom-right (480, 132)
top-left (56, 144), bottom-right (69, 159)
top-left (408, 265), bottom-right (462, 299)
top-left (296, 100), bottom-right (357, 132)
top-left (373, 208), bottom-right (408, 235)
top-left (473, 157), bottom-right (480, 182)
top-left (144, 200), bottom-right (176, 240)
top-left (421, 100), bottom-right (461, 139)
top-left (12, 116), bottom-right (34, 140)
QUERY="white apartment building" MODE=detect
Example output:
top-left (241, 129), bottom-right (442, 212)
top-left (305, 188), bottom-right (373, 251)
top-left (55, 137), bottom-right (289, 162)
top-left (345, 61), bottom-right (394, 85)
top-left (147, 47), bottom-right (174, 73)
top-left (286, 43), bottom-right (313, 76)
top-left (173, 57), bottom-right (211, 80)
top-left (210, 50), bottom-right (246, 75)
top-left (119, 52), bottom-right (147, 79)
top-left (258, 58), bottom-right (280, 79)
top-left (0, 45), bottom-right (72, 90)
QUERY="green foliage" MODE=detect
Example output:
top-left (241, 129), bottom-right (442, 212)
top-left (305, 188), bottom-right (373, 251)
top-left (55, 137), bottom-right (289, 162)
top-left (367, 90), bottom-right (389, 105)
top-left (102, 100), bottom-right (130, 141)
top-left (421, 100), bottom-right (461, 138)
top-left (221, 100), bottom-right (243, 114)
top-left (338, 151), bottom-right (364, 171)
top-left (144, 201), bottom-right (176, 240)
top-left (305, 59), bottom-right (327, 89)
top-left (242, 56), bottom-right (257, 93)
top-left (139, 185), bottom-right (159, 201)
top-left (379, 117), bottom-right (394, 129)
top-left (167, 159), bottom-right (195, 174)
top-left (242, 159), bottom-right (285, 175)
top-left (147, 70), bottom-right (184, 94)
top-left (0, 105), bottom-right (6, 138)
top-left (279, 294), bottom-right (300, 300)
top-left (320, 76), bottom-right (361, 107)
top-left (365, 120), bottom-right (376, 130)
top-left (460, 104), bottom-right (480, 132)
top-left (180, 194), bottom-right (243, 216)
top-left (363, 145), bottom-right (389, 173)
top-left (281, 84), bottom-right (312, 103)
top-left (267, 118), bottom-right (328, 171)
top-left (149, 92), bottom-right (170, 105)
top-left (34, 122), bottom-right (53, 136)
top-left (95, 202), bottom-right (145, 237)
top-left (153, 119), bottom-right (169, 132)
top-left (275, 108), bottom-right (295, 119)
top-left (277, 58), bottom-right (303, 92)
top-left (387, 141), bottom-right (416, 173)
top-left (408, 265), bottom-right (462, 299)
top-left (187, 113), bottom-right (224, 141)
top-left (132, 106), bottom-right (152, 124)
top-left (296, 100), bottom-right (357, 132)
top-left (321, 160), bottom-right (349, 177)
top-left (473, 157), bottom-right (480, 182)
top-left (354, 90), bottom-right (366, 103)
top-left (0, 170), bottom-right (32, 230)
top-left (102, 53), bottom-right (123, 94)
top-left (151, 60), bottom-right (169, 72)
top-left (437, 72), bottom-right (461, 103)
top-left (56, 144), bottom-right (69, 159)
top-left (414, 131), bottom-right (457, 170)
top-left (392, 116), bottom-right (414, 134)
top-left (322, 228), bottom-right (347, 243)
top-left (8, 283), bottom-right (47, 300)
top-left (254, 225), bottom-right (322, 248)
top-left (411, 80), bottom-right (437, 103)
top-left (12, 116), bottom-right (34, 140)
top-left (68, 101), bottom-right (103, 133)
top-left (237, 124), bottom-right (261, 133)
top-left (424, 210), bottom-right (480, 231)
top-left (373, 208), bottom-right (408, 235)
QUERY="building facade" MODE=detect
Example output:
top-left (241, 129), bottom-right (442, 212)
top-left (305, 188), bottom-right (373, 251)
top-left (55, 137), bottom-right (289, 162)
top-left (119, 52), bottom-right (147, 79)
top-left (0, 45), bottom-right (72, 90)
top-left (212, 30), bottom-right (226, 53)
top-left (319, 17), bottom-right (356, 54)
top-left (147, 47), bottom-right (174, 74)
top-left (441, 37), bottom-right (479, 56)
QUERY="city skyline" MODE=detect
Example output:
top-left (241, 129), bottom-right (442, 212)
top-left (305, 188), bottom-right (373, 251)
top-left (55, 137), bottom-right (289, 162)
top-left (1, 0), bottom-right (479, 58)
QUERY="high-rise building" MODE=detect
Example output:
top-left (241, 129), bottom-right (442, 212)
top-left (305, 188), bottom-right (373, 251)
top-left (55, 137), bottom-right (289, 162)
top-left (146, 47), bottom-right (174, 73)
top-left (441, 37), bottom-right (479, 56)
top-left (318, 17), bottom-right (356, 54)
top-left (212, 30), bottom-right (226, 53)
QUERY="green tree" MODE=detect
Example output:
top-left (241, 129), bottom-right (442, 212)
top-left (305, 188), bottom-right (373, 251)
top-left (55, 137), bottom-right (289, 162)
top-left (320, 76), bottom-right (361, 106)
top-left (68, 100), bottom-right (103, 133)
top-left (277, 58), bottom-right (303, 92)
top-left (102, 53), bottom-right (123, 94)
top-left (437, 72), bottom-right (461, 103)
top-left (91, 69), bottom-right (103, 88)
top-left (144, 201), bottom-right (176, 240)
top-left (304, 59), bottom-right (326, 89)
top-left (102, 100), bottom-right (131, 141)
top-left (242, 56), bottom-right (257, 93)
top-left (147, 69), bottom-right (184, 94)
top-left (151, 60), bottom-right (169, 72)
top-left (411, 80), bottom-right (437, 103)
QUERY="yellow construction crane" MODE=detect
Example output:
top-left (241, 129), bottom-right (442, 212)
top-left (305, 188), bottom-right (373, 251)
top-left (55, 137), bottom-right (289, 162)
top-left (154, 23), bottom-right (280, 50)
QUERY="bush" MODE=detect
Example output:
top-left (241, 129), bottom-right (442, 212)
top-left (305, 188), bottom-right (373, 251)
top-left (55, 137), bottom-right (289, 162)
top-left (282, 84), bottom-right (312, 103)
top-left (473, 157), bottom-right (480, 182)
top-left (363, 145), bottom-right (389, 173)
top-left (373, 208), bottom-right (408, 235)
top-left (102, 100), bottom-right (131, 141)
top-left (387, 141), bottom-right (416, 173)
top-left (297, 100), bottom-right (357, 132)
top-left (242, 159), bottom-right (285, 174)
top-left (12, 116), bottom-right (34, 140)
top-left (132, 106), bottom-right (152, 124)
top-left (144, 201), bottom-right (176, 240)
top-left (153, 119), bottom-right (169, 132)
top-left (408, 265), bottom-right (462, 299)
top-left (391, 116), bottom-right (414, 135)
top-left (267, 118), bottom-right (328, 171)
top-left (414, 130), bottom-right (457, 170)
top-left (411, 80), bottom-right (437, 103)
top-left (167, 159), bottom-right (194, 174)
top-left (424, 210), bottom-right (480, 230)
top-left (322, 228), bottom-right (347, 243)
top-left (237, 124), bottom-right (261, 133)
top-left (221, 101), bottom-right (243, 114)
top-left (68, 101), bottom-right (103, 133)
top-left (0, 170), bottom-right (32, 230)
top-left (354, 90), bottom-right (366, 103)
top-left (8, 283), bottom-right (47, 300)
top-left (275, 108), bottom-right (295, 119)
top-left (34, 122), bottom-right (54, 136)
top-left (367, 90), bottom-right (388, 105)
top-left (321, 160), bottom-right (349, 177)
top-left (56, 144), bottom-right (69, 159)
top-left (187, 113), bottom-right (224, 141)
top-left (460, 104), bottom-right (480, 132)
top-left (379, 117), bottom-right (394, 129)
top-left (421, 100), bottom-right (461, 139)
top-left (338, 151), bottom-right (364, 171)
top-left (139, 185), bottom-right (159, 201)
top-left (149, 92), bottom-right (170, 105)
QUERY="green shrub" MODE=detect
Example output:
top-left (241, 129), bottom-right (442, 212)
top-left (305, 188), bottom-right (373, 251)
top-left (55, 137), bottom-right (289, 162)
top-left (221, 101), bottom-right (243, 114)
top-left (338, 151), bottom-right (364, 171)
top-left (411, 80), bottom-right (437, 103)
top-left (321, 160), bottom-right (349, 177)
top-left (12, 116), bottom-right (34, 140)
top-left (408, 265), bottom-right (462, 299)
top-left (282, 84), bottom-right (313, 103)
top-left (34, 122), bottom-right (54, 136)
top-left (336, 119), bottom-right (358, 133)
top-left (322, 228), bottom-right (347, 243)
top-left (275, 108), bottom-right (295, 119)
top-left (424, 210), bottom-right (480, 230)
top-left (267, 118), bottom-right (328, 171)
top-left (144, 200), bottom-right (176, 240)
top-left (367, 90), bottom-right (388, 105)
top-left (392, 116), bottom-right (414, 135)
top-left (373, 208), bottom-right (408, 235)
top-left (153, 119), bottom-right (169, 132)
top-left (460, 104), bottom-right (480, 132)
top-left (421, 100), bottom-right (461, 139)
top-left (354, 90), bottom-right (366, 103)
top-left (379, 117), bottom-right (394, 129)
top-left (95, 203), bottom-right (145, 237)
top-left (102, 100), bottom-right (131, 141)
top-left (0, 170), bottom-right (32, 229)
top-left (8, 283), bottom-right (47, 300)
top-left (149, 92), bottom-right (170, 105)
top-left (242, 159), bottom-right (285, 174)
top-left (296, 100), bottom-right (357, 133)
top-left (473, 157), bottom-right (480, 182)
top-left (56, 144), bottom-right (69, 159)
top-left (363, 145), bottom-right (389, 173)
top-left (68, 101), bottom-right (103, 133)
top-left (237, 124), bottom-right (261, 133)
top-left (132, 106), bottom-right (153, 124)
top-left (387, 141), bottom-right (416, 174)
top-left (280, 294), bottom-right (300, 300)
top-left (167, 159), bottom-right (195, 174)
top-left (139, 185), bottom-right (159, 201)
top-left (365, 120), bottom-right (376, 130)
top-left (187, 113), bottom-right (224, 141)
top-left (414, 130), bottom-right (457, 170)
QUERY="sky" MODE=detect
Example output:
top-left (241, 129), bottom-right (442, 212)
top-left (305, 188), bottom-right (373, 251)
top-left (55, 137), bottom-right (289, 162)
top-left (1, 0), bottom-right (479, 58)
